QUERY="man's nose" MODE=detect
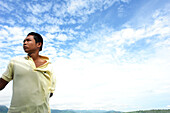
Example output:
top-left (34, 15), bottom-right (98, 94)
top-left (23, 41), bottom-right (27, 45)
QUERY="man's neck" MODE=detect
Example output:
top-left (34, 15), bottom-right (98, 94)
top-left (28, 52), bottom-right (40, 61)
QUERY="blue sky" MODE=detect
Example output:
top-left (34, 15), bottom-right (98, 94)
top-left (0, 0), bottom-right (170, 112)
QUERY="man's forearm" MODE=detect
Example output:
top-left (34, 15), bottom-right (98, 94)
top-left (0, 78), bottom-right (8, 90)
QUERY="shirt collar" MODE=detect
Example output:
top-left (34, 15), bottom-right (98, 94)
top-left (25, 55), bottom-right (50, 61)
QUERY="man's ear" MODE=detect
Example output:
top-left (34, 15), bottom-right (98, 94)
top-left (37, 42), bottom-right (42, 48)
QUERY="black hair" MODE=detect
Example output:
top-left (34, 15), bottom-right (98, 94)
top-left (27, 32), bottom-right (43, 51)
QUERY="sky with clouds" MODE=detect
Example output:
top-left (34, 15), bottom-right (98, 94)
top-left (0, 0), bottom-right (170, 112)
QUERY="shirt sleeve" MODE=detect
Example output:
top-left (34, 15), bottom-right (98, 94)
top-left (49, 66), bottom-right (56, 93)
top-left (1, 60), bottom-right (14, 82)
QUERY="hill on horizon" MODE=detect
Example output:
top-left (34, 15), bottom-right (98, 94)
top-left (1, 105), bottom-right (170, 113)
top-left (51, 109), bottom-right (121, 113)
top-left (0, 105), bottom-right (121, 113)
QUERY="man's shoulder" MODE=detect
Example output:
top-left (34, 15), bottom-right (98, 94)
top-left (10, 56), bottom-right (27, 62)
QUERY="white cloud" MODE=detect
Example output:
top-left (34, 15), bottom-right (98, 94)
top-left (42, 24), bottom-right (60, 33)
top-left (25, 15), bottom-right (44, 25)
top-left (121, 0), bottom-right (131, 3)
top-left (55, 34), bottom-right (70, 41)
top-left (53, 2), bottom-right (68, 17)
top-left (23, 27), bottom-right (36, 35)
top-left (49, 5), bottom-right (170, 110)
top-left (67, 0), bottom-right (87, 16)
top-left (41, 45), bottom-right (58, 61)
top-left (52, 46), bottom-right (170, 110)
top-left (0, 18), bottom-right (16, 25)
top-left (68, 0), bottom-right (117, 16)
top-left (26, 2), bottom-right (52, 15)
top-left (3, 26), bottom-right (25, 36)
top-left (52, 0), bottom-right (120, 24)
top-left (0, 0), bottom-right (130, 27)
top-left (0, 29), bottom-right (9, 39)
top-left (117, 4), bottom-right (124, 17)
top-left (0, 1), bottom-right (14, 13)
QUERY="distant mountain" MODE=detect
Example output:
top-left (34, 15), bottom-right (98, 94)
top-left (51, 110), bottom-right (122, 113)
top-left (104, 111), bottom-right (122, 113)
top-left (1, 105), bottom-right (170, 113)
top-left (74, 110), bottom-right (112, 113)
top-left (51, 109), bottom-right (76, 113)
top-left (0, 105), bottom-right (8, 113)
top-left (0, 106), bottom-right (121, 113)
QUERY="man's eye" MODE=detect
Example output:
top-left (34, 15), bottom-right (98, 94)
top-left (24, 39), bottom-right (31, 42)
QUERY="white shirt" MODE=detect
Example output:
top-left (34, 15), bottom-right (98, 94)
top-left (2, 55), bottom-right (56, 113)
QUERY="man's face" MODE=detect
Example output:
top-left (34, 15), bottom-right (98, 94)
top-left (23, 35), bottom-right (40, 53)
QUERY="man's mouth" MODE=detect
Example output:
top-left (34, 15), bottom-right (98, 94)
top-left (23, 46), bottom-right (28, 49)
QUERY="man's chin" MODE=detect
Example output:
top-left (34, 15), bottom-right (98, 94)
top-left (24, 50), bottom-right (29, 53)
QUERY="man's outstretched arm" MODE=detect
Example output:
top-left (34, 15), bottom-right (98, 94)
top-left (0, 78), bottom-right (8, 90)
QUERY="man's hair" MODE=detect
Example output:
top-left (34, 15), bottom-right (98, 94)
top-left (27, 32), bottom-right (43, 51)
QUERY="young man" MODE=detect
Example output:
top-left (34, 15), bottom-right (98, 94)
top-left (0, 32), bottom-right (56, 113)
